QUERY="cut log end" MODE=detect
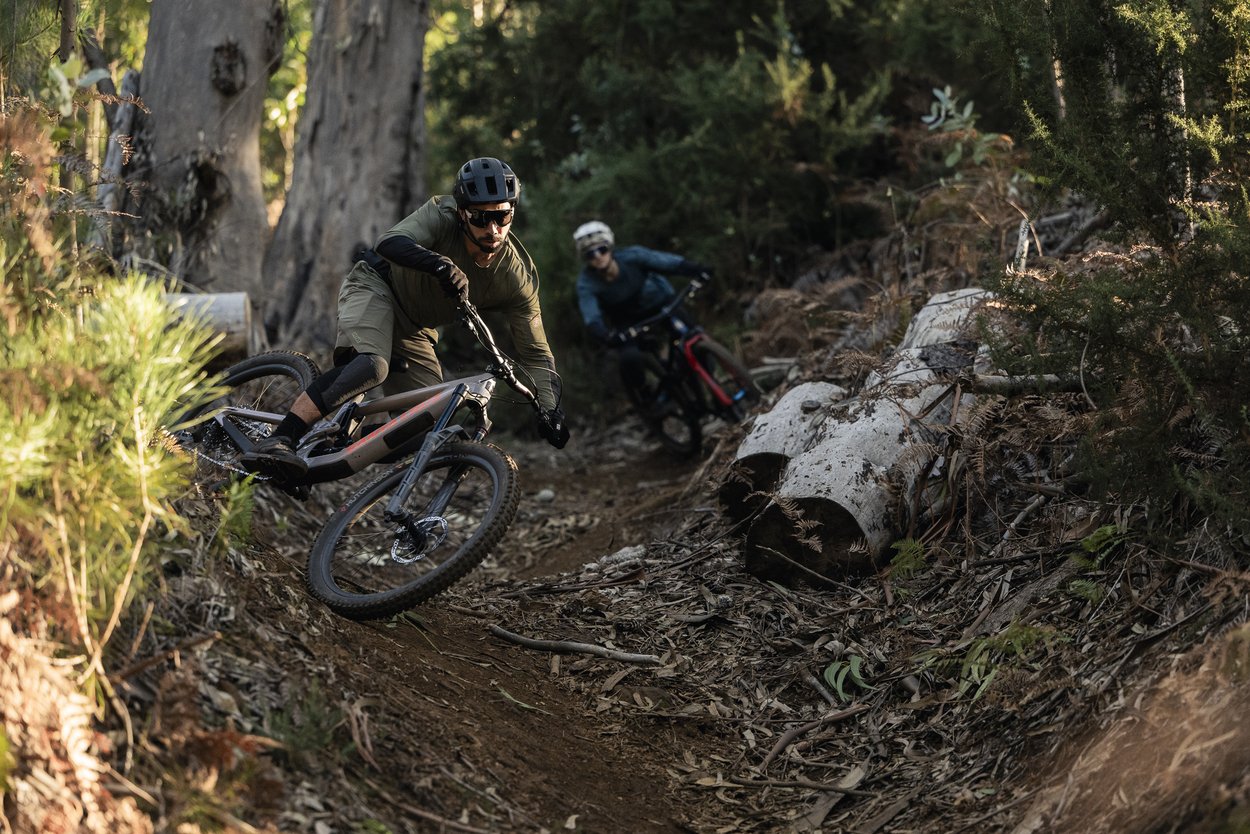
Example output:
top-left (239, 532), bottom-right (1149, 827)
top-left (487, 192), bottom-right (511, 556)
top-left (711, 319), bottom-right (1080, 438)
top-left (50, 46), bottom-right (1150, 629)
top-left (744, 496), bottom-right (880, 585)
top-left (165, 291), bottom-right (264, 367)
top-left (718, 453), bottom-right (787, 524)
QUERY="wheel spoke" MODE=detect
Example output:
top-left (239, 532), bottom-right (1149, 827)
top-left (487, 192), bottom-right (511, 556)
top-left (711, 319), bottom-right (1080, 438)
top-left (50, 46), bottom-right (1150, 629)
top-left (306, 442), bottom-right (520, 619)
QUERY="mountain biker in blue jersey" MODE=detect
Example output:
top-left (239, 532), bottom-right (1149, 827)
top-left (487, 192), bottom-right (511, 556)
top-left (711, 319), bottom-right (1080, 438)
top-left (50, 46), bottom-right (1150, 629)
top-left (243, 158), bottom-right (570, 479)
top-left (573, 220), bottom-right (711, 405)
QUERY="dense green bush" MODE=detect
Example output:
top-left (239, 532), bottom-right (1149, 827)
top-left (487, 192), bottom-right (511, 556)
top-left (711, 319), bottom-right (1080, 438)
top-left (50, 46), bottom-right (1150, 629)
top-left (428, 2), bottom-right (900, 293)
top-left (1, 95), bottom-right (218, 682)
top-left (984, 0), bottom-right (1250, 534)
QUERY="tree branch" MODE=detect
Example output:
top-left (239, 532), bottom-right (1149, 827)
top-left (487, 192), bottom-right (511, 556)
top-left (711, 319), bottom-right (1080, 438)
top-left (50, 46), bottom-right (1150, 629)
top-left (488, 624), bottom-right (662, 666)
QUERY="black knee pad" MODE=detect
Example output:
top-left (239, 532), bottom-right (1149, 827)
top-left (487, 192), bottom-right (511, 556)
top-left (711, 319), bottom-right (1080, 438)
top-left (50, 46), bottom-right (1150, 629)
top-left (312, 353), bottom-right (389, 412)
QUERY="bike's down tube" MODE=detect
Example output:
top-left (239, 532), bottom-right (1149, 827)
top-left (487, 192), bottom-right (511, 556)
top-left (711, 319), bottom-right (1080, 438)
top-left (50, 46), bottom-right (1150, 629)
top-left (681, 333), bottom-right (735, 408)
top-left (300, 374), bottom-right (491, 485)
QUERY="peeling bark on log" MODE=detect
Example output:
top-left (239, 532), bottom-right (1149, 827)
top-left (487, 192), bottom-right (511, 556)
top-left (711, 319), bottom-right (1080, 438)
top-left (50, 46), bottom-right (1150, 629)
top-left (719, 381), bottom-right (846, 524)
top-left (728, 288), bottom-right (993, 585)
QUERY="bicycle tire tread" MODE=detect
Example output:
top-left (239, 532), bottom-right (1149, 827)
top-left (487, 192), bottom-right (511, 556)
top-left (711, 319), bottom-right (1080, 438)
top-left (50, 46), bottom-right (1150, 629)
top-left (305, 441), bottom-right (520, 620)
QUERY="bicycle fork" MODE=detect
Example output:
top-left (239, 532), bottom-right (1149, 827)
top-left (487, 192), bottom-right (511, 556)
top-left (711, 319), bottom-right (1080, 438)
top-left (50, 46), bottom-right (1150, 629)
top-left (383, 383), bottom-right (478, 527)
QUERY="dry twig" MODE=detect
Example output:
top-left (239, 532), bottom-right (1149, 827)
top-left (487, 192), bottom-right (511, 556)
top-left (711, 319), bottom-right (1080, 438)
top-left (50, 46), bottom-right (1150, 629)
top-left (489, 624), bottom-right (663, 665)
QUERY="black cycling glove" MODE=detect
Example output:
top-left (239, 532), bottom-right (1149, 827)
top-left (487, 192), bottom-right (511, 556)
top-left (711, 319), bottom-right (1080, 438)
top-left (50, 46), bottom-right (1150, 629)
top-left (433, 260), bottom-right (469, 300)
top-left (588, 321), bottom-right (612, 345)
top-left (537, 407), bottom-right (570, 449)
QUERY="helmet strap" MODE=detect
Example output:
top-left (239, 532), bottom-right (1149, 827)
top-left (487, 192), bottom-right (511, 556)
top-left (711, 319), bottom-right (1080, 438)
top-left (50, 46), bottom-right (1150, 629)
top-left (458, 215), bottom-right (502, 261)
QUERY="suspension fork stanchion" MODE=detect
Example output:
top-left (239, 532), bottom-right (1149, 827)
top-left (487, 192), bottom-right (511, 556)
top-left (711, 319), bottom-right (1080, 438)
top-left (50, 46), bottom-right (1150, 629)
top-left (384, 384), bottom-right (468, 519)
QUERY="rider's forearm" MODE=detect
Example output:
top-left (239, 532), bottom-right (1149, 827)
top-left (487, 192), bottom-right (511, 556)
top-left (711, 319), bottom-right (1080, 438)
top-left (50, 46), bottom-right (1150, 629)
top-left (375, 235), bottom-right (453, 274)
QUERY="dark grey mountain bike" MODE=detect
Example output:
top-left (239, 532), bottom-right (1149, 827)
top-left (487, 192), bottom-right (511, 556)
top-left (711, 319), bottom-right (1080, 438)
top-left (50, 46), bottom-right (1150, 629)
top-left (175, 301), bottom-right (554, 621)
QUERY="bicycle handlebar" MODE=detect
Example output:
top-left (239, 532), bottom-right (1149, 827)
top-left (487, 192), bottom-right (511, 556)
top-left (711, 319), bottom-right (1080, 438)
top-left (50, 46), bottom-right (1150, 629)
top-left (620, 273), bottom-right (708, 341)
top-left (459, 299), bottom-right (542, 411)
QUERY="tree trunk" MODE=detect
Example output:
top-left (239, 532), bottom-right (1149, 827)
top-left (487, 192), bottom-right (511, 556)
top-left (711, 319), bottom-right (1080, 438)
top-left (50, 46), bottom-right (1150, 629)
top-left (262, 0), bottom-right (430, 353)
top-left (125, 0), bottom-right (285, 296)
top-left (725, 288), bottom-right (993, 585)
top-left (57, 0), bottom-right (77, 62)
top-left (90, 69), bottom-right (138, 253)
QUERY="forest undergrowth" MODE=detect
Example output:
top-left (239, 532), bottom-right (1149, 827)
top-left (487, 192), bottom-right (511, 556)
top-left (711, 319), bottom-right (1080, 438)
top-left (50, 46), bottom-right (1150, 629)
top-left (110, 161), bottom-right (1250, 832)
top-left (5, 84), bottom-right (1250, 833)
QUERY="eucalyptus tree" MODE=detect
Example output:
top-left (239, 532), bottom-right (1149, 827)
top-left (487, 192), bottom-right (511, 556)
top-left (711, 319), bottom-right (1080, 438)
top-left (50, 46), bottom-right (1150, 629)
top-left (263, 0), bottom-right (430, 349)
top-left (119, 0), bottom-right (285, 296)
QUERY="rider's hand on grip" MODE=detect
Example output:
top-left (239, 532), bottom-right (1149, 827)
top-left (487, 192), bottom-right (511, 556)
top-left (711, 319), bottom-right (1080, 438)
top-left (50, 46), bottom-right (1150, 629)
top-left (588, 321), bottom-right (612, 345)
top-left (433, 260), bottom-right (469, 300)
top-left (537, 407), bottom-right (570, 449)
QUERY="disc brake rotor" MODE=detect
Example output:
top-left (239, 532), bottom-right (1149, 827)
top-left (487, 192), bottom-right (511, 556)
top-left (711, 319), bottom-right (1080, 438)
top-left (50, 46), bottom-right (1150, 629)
top-left (391, 515), bottom-right (450, 565)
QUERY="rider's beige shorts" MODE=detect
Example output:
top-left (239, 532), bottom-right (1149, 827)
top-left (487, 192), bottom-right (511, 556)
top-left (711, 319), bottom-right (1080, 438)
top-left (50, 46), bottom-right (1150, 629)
top-left (335, 260), bottom-right (445, 396)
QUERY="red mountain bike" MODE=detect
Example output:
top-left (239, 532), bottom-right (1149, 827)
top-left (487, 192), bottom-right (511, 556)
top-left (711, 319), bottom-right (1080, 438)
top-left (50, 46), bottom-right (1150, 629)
top-left (620, 276), bottom-right (760, 456)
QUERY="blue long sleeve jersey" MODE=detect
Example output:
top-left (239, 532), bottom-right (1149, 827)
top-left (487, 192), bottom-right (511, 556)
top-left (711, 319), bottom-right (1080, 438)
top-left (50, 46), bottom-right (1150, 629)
top-left (575, 245), bottom-right (697, 330)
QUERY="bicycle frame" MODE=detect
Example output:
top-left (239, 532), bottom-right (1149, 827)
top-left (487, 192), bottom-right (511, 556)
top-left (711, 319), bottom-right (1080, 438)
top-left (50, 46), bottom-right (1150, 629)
top-left (679, 332), bottom-right (738, 410)
top-left (623, 278), bottom-right (741, 415)
top-left (206, 301), bottom-right (538, 490)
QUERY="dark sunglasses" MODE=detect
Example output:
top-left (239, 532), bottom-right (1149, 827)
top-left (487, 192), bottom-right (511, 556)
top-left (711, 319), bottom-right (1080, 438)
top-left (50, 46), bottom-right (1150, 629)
top-left (465, 207), bottom-right (515, 228)
top-left (583, 245), bottom-right (611, 260)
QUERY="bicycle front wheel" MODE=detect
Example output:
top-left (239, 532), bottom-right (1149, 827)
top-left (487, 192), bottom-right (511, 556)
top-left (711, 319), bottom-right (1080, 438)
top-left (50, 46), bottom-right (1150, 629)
top-left (306, 441), bottom-right (520, 619)
top-left (628, 354), bottom-right (703, 457)
top-left (175, 351), bottom-right (320, 482)
top-left (690, 337), bottom-right (760, 422)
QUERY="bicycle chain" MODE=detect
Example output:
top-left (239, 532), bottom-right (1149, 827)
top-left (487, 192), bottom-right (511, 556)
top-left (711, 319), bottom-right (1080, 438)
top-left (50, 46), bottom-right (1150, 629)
top-left (177, 428), bottom-right (274, 484)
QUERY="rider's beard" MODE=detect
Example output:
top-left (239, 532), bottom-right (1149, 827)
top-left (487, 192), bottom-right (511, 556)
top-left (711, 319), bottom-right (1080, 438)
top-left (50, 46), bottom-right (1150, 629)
top-left (473, 229), bottom-right (505, 252)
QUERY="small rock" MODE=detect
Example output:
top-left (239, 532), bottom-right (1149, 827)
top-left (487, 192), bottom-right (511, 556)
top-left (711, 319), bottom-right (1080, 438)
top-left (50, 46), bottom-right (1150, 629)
top-left (535, 488), bottom-right (556, 503)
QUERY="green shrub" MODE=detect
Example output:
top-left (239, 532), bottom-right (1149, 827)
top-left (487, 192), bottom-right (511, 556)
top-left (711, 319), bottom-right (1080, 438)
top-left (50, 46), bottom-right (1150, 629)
top-left (982, 0), bottom-right (1250, 536)
top-left (1, 99), bottom-right (219, 682)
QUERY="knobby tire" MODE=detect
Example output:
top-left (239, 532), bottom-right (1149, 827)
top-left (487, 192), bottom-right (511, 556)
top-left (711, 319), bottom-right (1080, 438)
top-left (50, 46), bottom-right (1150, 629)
top-left (690, 337), bottom-right (760, 422)
top-left (305, 441), bottom-right (520, 620)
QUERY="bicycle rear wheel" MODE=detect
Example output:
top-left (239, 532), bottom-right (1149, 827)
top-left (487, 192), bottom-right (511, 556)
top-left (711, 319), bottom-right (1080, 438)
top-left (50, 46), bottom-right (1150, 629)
top-left (628, 354), bottom-right (703, 457)
top-left (689, 337), bottom-right (760, 422)
top-left (174, 351), bottom-right (319, 483)
top-left (305, 441), bottom-right (520, 619)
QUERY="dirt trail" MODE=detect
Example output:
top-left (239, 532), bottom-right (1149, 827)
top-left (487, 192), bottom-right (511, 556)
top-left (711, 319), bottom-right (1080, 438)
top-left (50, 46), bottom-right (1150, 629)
top-left (170, 380), bottom-right (1250, 834)
top-left (206, 415), bottom-right (730, 833)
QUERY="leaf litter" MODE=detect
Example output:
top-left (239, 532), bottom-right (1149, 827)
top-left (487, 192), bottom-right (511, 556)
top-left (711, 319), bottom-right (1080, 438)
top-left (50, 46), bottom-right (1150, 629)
top-left (85, 172), bottom-right (1250, 833)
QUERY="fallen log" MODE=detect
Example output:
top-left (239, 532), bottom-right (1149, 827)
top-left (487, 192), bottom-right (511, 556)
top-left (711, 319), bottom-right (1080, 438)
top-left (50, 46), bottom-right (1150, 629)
top-left (718, 380), bottom-right (846, 524)
top-left (165, 291), bottom-right (262, 366)
top-left (728, 287), bottom-right (993, 584)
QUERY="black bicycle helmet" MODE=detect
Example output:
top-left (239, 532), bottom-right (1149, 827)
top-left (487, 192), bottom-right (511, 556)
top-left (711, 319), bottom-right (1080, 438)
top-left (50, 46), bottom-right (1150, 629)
top-left (452, 157), bottom-right (520, 208)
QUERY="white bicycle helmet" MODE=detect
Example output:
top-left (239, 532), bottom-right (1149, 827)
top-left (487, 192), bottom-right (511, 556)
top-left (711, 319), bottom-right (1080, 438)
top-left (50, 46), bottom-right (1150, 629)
top-left (573, 220), bottom-right (614, 257)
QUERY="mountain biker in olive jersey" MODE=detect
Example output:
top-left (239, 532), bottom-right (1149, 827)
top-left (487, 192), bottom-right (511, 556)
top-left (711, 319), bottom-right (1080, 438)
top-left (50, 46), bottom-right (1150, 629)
top-left (244, 158), bottom-right (570, 478)
top-left (573, 220), bottom-right (711, 406)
